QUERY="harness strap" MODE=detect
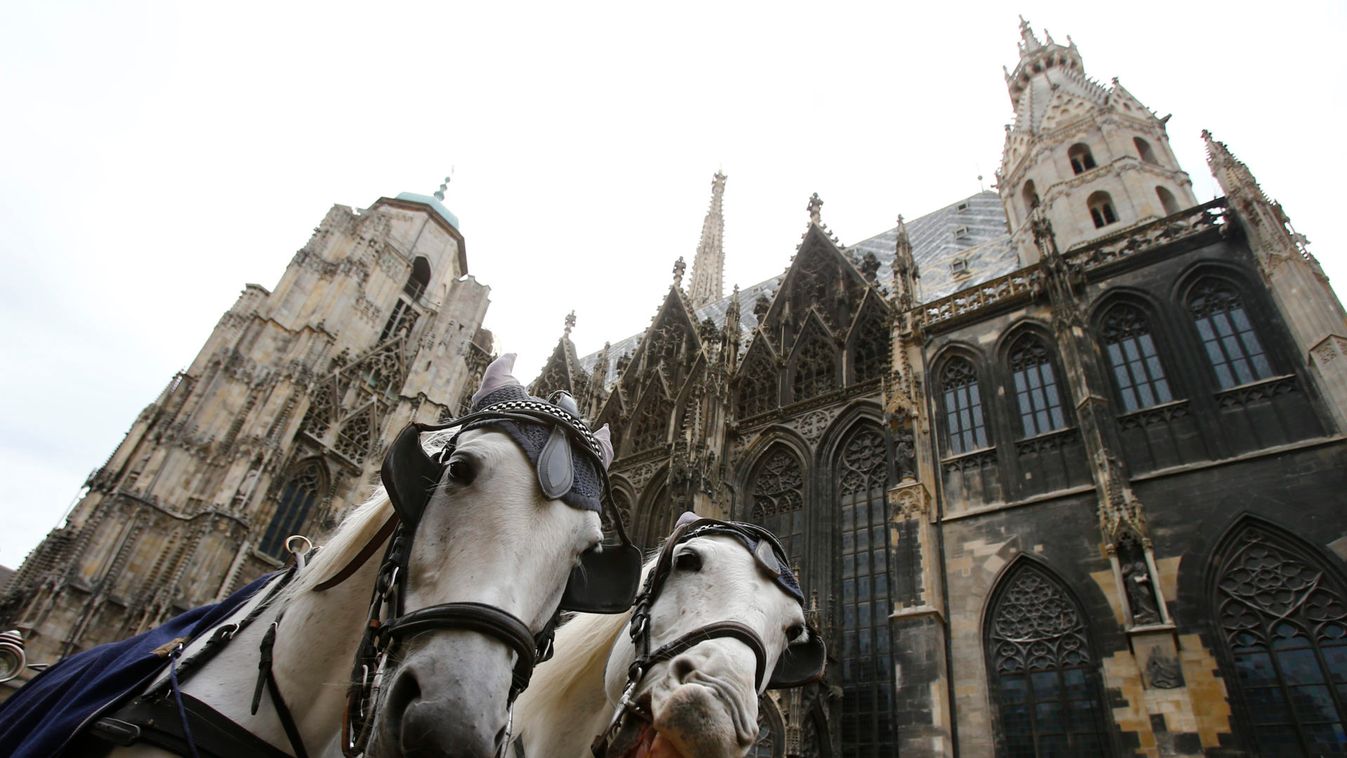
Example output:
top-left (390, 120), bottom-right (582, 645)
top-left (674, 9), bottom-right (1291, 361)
top-left (382, 602), bottom-right (539, 700)
top-left (313, 514), bottom-right (399, 592)
top-left (634, 621), bottom-right (769, 693)
top-left (251, 621), bottom-right (310, 758)
top-left (90, 693), bottom-right (293, 758)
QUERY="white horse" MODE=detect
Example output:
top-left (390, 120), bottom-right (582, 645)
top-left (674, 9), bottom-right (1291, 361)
top-left (512, 517), bottom-right (826, 758)
top-left (4, 354), bottom-right (639, 758)
top-left (99, 426), bottom-right (603, 758)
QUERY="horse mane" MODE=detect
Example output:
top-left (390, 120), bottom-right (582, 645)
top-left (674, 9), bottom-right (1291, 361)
top-left (522, 549), bottom-right (662, 716)
top-left (276, 489), bottom-right (394, 604)
top-left (278, 428), bottom-right (458, 603)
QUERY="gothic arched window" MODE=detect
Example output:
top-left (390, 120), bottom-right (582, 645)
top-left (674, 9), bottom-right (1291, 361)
top-left (1100, 305), bottom-right (1173, 412)
top-left (1022, 179), bottom-right (1040, 212)
top-left (836, 424), bottom-right (896, 756)
top-left (1156, 186), bottom-right (1180, 216)
top-left (792, 332), bottom-right (838, 402)
top-left (1188, 280), bottom-right (1273, 390)
top-left (300, 381), bottom-right (337, 439)
top-left (1134, 137), bottom-right (1158, 165)
top-left (850, 310), bottom-right (889, 385)
top-left (1213, 525), bottom-right (1347, 755)
top-left (405, 256), bottom-right (431, 300)
top-left (987, 562), bottom-right (1112, 756)
top-left (749, 446), bottom-right (805, 570)
top-left (1009, 336), bottom-right (1067, 436)
top-left (940, 357), bottom-right (989, 455)
top-left (336, 406), bottom-right (375, 463)
top-left (737, 354), bottom-right (777, 420)
top-left (631, 392), bottom-right (671, 453)
top-left (1068, 143), bottom-right (1098, 175)
top-left (260, 460), bottom-right (327, 559)
top-left (1088, 191), bottom-right (1118, 228)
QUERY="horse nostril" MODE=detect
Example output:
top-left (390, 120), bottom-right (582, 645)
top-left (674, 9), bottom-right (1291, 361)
top-left (672, 655), bottom-right (696, 682)
top-left (384, 667), bottom-right (422, 731)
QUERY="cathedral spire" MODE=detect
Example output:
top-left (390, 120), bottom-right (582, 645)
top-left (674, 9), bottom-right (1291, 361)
top-left (1202, 130), bottom-right (1269, 203)
top-left (687, 172), bottom-right (727, 309)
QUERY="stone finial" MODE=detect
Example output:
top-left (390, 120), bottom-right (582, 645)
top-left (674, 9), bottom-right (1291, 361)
top-left (673, 256), bottom-right (687, 287)
top-left (807, 193), bottom-right (823, 225)
top-left (688, 171), bottom-right (728, 308)
top-left (434, 175), bottom-right (451, 202)
top-left (564, 310), bottom-right (576, 338)
top-left (1018, 16), bottom-right (1041, 52)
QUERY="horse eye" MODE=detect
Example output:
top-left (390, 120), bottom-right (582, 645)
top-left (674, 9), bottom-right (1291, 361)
top-left (447, 457), bottom-right (476, 485)
top-left (673, 549), bottom-right (702, 573)
top-left (786, 623), bottom-right (805, 641)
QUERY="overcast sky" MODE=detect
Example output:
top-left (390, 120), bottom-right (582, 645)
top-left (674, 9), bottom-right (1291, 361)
top-left (1, 1), bottom-right (1343, 568)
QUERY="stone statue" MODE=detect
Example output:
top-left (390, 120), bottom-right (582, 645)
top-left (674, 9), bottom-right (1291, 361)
top-left (1124, 560), bottom-right (1161, 625)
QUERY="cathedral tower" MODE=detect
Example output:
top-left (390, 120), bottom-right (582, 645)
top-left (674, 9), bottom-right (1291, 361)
top-left (1, 189), bottom-right (493, 677)
top-left (997, 18), bottom-right (1198, 262)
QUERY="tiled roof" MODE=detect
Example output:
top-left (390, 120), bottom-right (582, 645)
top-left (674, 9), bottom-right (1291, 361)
top-left (578, 190), bottom-right (1018, 387)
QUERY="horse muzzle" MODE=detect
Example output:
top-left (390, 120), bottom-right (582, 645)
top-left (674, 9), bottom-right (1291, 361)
top-left (371, 632), bottom-right (515, 758)
top-left (642, 648), bottom-right (761, 758)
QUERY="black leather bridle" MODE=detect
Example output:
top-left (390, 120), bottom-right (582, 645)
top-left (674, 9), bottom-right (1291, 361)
top-left (591, 519), bottom-right (827, 758)
top-left (342, 397), bottom-right (643, 757)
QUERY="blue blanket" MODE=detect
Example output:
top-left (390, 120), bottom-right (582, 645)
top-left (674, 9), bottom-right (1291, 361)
top-left (0, 572), bottom-right (278, 758)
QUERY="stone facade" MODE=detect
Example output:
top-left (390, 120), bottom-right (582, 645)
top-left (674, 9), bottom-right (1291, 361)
top-left (0, 192), bottom-right (493, 694)
top-left (4, 19), bottom-right (1347, 758)
top-left (532, 23), bottom-right (1347, 758)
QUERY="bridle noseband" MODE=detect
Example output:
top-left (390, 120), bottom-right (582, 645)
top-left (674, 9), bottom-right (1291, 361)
top-left (592, 519), bottom-right (827, 758)
top-left (342, 398), bottom-right (642, 757)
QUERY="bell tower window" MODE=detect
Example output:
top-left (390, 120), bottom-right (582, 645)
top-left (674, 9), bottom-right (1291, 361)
top-left (1133, 137), bottom-right (1158, 164)
top-left (1088, 192), bottom-right (1118, 228)
top-left (1068, 143), bottom-right (1097, 175)
top-left (404, 256), bottom-right (431, 300)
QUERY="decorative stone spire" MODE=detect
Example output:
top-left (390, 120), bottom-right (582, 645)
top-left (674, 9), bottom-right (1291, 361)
top-left (687, 172), bottom-right (727, 309)
top-left (807, 193), bottom-right (823, 225)
top-left (1017, 15), bottom-right (1041, 53)
top-left (892, 214), bottom-right (918, 311)
top-left (1005, 18), bottom-right (1084, 112)
top-left (672, 256), bottom-right (686, 289)
top-left (1202, 130), bottom-right (1269, 203)
top-left (563, 310), bottom-right (576, 338)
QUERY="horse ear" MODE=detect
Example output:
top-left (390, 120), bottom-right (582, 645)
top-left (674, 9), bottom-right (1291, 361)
top-left (469, 353), bottom-right (520, 409)
top-left (674, 510), bottom-right (700, 530)
top-left (593, 424), bottom-right (614, 469)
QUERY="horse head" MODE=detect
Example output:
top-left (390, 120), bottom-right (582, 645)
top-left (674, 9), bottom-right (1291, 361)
top-left (599, 517), bottom-right (826, 758)
top-left (358, 353), bottom-right (641, 758)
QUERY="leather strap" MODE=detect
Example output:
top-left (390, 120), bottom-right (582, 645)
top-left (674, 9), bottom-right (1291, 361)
top-left (383, 602), bottom-right (540, 699)
top-left (313, 514), bottom-right (399, 592)
top-left (635, 621), bottom-right (769, 692)
top-left (92, 693), bottom-right (293, 758)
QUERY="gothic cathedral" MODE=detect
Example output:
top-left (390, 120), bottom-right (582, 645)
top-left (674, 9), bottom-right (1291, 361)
top-left (8, 20), bottom-right (1347, 758)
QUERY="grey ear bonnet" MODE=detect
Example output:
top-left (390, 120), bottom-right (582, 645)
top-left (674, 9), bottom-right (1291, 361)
top-left (460, 384), bottom-right (604, 513)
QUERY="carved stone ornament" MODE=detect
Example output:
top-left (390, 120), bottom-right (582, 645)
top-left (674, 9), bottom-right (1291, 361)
top-left (1145, 649), bottom-right (1184, 689)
